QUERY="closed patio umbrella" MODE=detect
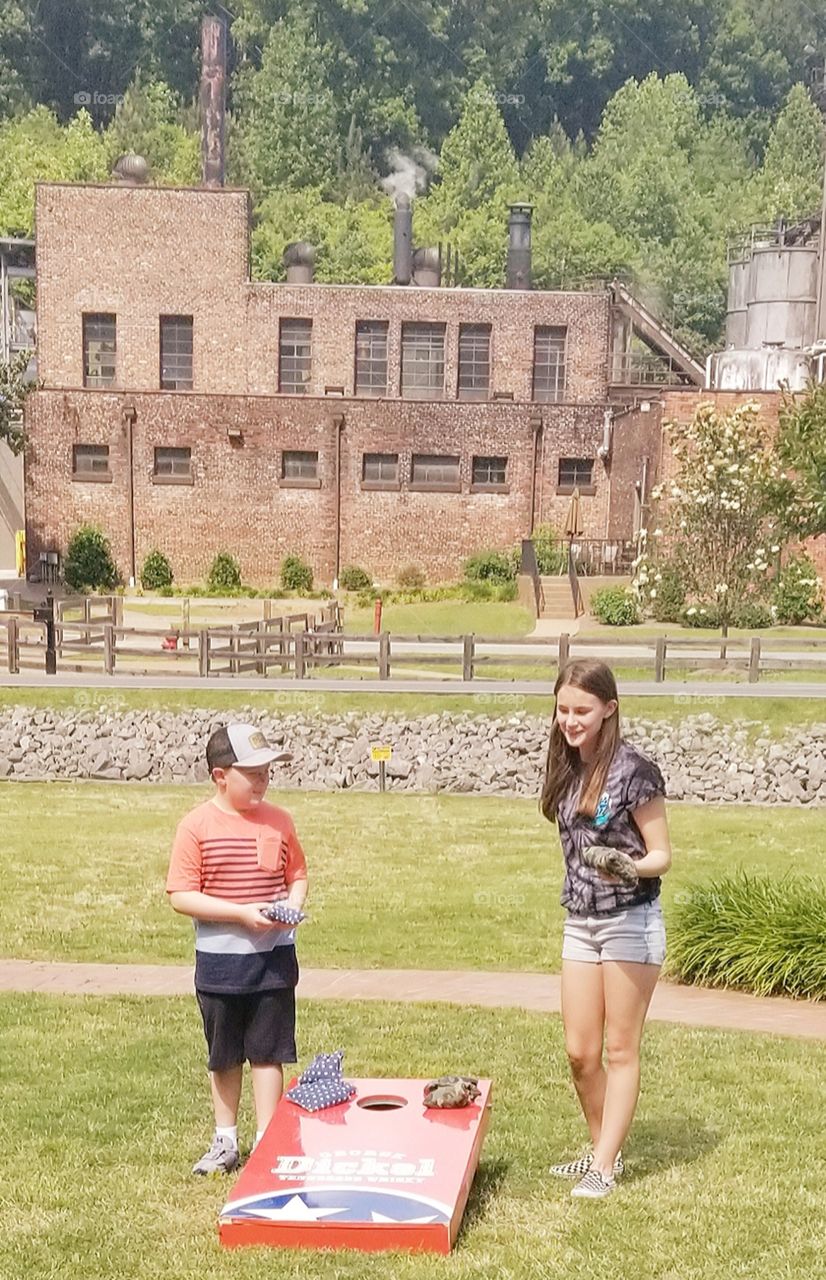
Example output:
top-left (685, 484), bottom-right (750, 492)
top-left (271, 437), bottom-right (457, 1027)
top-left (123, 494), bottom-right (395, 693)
top-left (564, 486), bottom-right (584, 539)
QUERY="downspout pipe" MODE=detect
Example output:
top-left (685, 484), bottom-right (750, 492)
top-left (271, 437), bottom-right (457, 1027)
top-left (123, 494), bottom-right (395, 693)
top-left (123, 404), bottom-right (137, 587)
top-left (332, 414), bottom-right (344, 588)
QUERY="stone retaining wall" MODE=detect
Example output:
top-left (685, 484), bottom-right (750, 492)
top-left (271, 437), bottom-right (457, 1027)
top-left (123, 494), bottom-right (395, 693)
top-left (1, 708), bottom-right (825, 804)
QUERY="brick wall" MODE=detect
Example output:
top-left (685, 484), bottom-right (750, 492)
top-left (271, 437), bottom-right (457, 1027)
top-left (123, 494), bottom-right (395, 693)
top-left (35, 183), bottom-right (611, 403)
top-left (26, 390), bottom-right (610, 584)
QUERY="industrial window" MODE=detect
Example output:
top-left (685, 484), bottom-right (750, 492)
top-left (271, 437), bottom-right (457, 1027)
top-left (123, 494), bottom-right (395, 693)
top-left (533, 326), bottom-right (567, 402)
top-left (401, 323), bottom-right (445, 400)
top-left (410, 453), bottom-right (460, 490)
top-left (153, 446), bottom-right (192, 480)
top-left (72, 443), bottom-right (111, 479)
top-left (279, 318), bottom-right (312, 394)
top-left (82, 313), bottom-right (116, 387)
top-left (558, 457), bottom-right (593, 488)
top-left (355, 321), bottom-right (389, 397)
top-left (457, 325), bottom-right (491, 400)
top-left (159, 315), bottom-right (193, 391)
top-left (282, 450), bottom-right (319, 481)
top-left (362, 452), bottom-right (399, 483)
top-left (472, 455), bottom-right (507, 487)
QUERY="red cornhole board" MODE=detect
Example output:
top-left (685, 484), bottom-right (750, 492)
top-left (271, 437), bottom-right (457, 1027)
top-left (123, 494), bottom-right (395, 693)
top-left (218, 1077), bottom-right (493, 1254)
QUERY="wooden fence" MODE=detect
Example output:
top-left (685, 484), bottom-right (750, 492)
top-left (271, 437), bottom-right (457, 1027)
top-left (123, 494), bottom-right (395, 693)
top-left (2, 608), bottom-right (826, 683)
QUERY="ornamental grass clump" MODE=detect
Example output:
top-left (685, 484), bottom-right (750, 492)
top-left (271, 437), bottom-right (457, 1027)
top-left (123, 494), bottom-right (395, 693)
top-left (668, 871), bottom-right (826, 1000)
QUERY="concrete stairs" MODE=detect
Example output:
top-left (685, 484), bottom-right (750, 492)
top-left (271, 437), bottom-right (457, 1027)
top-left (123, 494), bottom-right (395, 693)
top-left (539, 575), bottom-right (576, 620)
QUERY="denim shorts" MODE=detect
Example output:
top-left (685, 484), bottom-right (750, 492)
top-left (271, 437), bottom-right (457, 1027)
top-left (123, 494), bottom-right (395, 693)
top-left (562, 900), bottom-right (666, 966)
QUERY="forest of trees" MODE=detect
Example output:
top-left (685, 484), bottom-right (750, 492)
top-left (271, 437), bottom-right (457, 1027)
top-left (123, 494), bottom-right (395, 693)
top-left (1, 0), bottom-right (826, 354)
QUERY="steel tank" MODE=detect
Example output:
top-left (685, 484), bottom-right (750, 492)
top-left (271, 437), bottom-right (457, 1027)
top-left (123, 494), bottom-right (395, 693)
top-left (745, 245), bottom-right (818, 349)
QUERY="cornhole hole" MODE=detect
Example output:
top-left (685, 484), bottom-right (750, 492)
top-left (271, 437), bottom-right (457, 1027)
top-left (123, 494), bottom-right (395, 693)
top-left (218, 1077), bottom-right (492, 1254)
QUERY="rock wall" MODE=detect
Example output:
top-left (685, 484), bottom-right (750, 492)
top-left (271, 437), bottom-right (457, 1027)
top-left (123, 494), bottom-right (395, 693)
top-left (2, 708), bottom-right (825, 804)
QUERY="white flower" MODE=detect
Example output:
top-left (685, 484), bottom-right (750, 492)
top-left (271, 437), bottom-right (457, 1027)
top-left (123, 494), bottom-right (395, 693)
top-left (650, 589), bottom-right (658, 599)
top-left (652, 528), bottom-right (663, 537)
top-left (770, 545), bottom-right (779, 553)
top-left (686, 607), bottom-right (697, 616)
top-left (715, 583), bottom-right (728, 594)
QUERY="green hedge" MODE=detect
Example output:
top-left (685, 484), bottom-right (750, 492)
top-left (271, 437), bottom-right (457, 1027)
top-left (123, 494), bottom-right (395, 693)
top-left (668, 871), bottom-right (826, 1000)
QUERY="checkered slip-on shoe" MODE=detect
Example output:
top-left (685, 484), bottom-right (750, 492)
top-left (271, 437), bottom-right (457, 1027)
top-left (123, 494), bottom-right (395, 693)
top-left (571, 1168), bottom-right (616, 1199)
top-left (550, 1149), bottom-right (624, 1179)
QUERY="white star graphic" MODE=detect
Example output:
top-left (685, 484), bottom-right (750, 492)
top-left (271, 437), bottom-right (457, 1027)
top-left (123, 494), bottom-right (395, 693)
top-left (369, 1211), bottom-right (439, 1224)
top-left (236, 1195), bottom-right (349, 1222)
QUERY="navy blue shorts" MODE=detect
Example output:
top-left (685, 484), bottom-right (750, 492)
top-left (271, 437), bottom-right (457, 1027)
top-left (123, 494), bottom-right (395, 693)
top-left (196, 988), bottom-right (297, 1071)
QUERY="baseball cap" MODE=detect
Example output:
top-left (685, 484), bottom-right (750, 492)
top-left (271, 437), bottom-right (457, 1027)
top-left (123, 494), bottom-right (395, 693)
top-left (206, 723), bottom-right (293, 772)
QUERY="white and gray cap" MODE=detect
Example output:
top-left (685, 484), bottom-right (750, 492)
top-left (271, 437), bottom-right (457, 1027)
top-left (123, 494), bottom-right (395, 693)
top-left (206, 722), bottom-right (292, 771)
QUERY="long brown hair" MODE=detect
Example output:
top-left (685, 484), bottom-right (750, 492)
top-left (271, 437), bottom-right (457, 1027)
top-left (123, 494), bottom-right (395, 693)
top-left (540, 659), bottom-right (621, 823)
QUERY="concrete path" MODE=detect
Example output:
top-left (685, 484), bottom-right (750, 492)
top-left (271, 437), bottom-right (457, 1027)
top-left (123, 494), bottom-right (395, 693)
top-left (1, 959), bottom-right (824, 1041)
top-left (4, 671), bottom-right (826, 698)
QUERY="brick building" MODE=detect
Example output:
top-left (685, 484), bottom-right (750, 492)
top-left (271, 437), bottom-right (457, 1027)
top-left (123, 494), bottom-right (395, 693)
top-left (24, 181), bottom-right (705, 586)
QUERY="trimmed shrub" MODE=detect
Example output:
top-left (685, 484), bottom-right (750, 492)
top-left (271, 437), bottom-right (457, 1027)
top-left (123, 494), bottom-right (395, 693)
top-left (533, 524), bottom-right (565, 575)
top-left (207, 552), bottom-right (242, 594)
top-left (140, 549), bottom-right (173, 591)
top-left (339, 565), bottom-right (372, 591)
top-left (64, 524), bottom-right (119, 592)
top-left (463, 550), bottom-right (516, 584)
top-left (590, 586), bottom-right (640, 626)
top-left (396, 564), bottom-right (425, 590)
top-left (668, 872), bottom-right (826, 1000)
top-left (681, 603), bottom-right (721, 628)
top-left (772, 553), bottom-right (823, 625)
top-left (280, 555), bottom-right (313, 593)
top-left (649, 563), bottom-right (686, 623)
top-left (731, 600), bottom-right (773, 630)
top-left (462, 578), bottom-right (518, 602)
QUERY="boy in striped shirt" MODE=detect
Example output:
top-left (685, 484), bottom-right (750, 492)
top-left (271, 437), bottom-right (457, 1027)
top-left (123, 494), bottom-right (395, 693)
top-left (167, 723), bottom-right (308, 1175)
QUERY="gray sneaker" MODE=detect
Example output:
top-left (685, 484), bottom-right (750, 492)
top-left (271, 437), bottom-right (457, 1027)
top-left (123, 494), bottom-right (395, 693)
top-left (192, 1134), bottom-right (240, 1175)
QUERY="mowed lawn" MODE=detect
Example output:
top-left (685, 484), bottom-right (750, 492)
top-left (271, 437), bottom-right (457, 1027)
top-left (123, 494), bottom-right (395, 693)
top-left (0, 995), bottom-right (823, 1280)
top-left (3, 784), bottom-right (825, 973)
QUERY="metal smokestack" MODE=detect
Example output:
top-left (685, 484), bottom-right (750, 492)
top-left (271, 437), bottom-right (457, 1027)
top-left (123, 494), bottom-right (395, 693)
top-left (506, 203), bottom-right (533, 290)
top-left (393, 194), bottom-right (413, 285)
top-left (200, 15), bottom-right (227, 187)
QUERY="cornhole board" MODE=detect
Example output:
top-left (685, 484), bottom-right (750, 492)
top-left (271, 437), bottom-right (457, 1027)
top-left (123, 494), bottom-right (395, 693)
top-left (218, 1077), bottom-right (493, 1254)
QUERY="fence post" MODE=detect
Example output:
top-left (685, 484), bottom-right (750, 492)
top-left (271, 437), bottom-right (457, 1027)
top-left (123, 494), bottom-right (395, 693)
top-left (294, 631), bottom-right (305, 679)
top-left (264, 597), bottom-right (273, 622)
top-left (749, 636), bottom-right (761, 683)
top-left (7, 617), bottom-right (18, 674)
top-left (654, 636), bottom-right (666, 682)
top-left (256, 620), bottom-right (267, 677)
top-left (112, 595), bottom-right (123, 627)
top-left (198, 629), bottom-right (210, 678)
top-left (103, 623), bottom-right (115, 675)
top-left (558, 633), bottom-right (570, 670)
top-left (230, 626), bottom-right (240, 675)
top-left (379, 631), bottom-right (391, 680)
top-left (462, 634), bottom-right (474, 681)
top-left (182, 597), bottom-right (191, 649)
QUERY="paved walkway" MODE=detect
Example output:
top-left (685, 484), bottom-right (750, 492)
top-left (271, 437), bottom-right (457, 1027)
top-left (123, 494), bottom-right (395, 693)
top-left (1, 960), bottom-right (824, 1041)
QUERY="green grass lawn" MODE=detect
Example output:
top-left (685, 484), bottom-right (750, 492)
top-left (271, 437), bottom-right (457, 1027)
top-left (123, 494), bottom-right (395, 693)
top-left (1, 994), bottom-right (823, 1280)
top-left (342, 600), bottom-right (535, 637)
top-left (3, 784), bottom-right (824, 973)
top-left (577, 616), bottom-right (826, 644)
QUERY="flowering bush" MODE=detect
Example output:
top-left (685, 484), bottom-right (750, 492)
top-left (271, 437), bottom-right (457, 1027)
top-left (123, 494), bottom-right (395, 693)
top-left (642, 402), bottom-right (785, 630)
top-left (772, 554), bottom-right (824, 625)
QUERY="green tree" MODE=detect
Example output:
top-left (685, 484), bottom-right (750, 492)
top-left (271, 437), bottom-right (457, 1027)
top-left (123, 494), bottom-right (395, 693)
top-left (0, 106), bottom-right (108, 237)
top-left (252, 188), bottom-right (393, 285)
top-left (747, 85), bottom-right (825, 224)
top-left (230, 14), bottom-right (341, 199)
top-left (104, 77), bottom-right (199, 186)
top-left (0, 349), bottom-right (35, 455)
top-left (422, 80), bottom-right (519, 231)
top-left (771, 383), bottom-right (826, 540)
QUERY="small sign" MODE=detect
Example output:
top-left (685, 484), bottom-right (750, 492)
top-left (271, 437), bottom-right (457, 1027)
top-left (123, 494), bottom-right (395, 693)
top-left (370, 745), bottom-right (393, 762)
